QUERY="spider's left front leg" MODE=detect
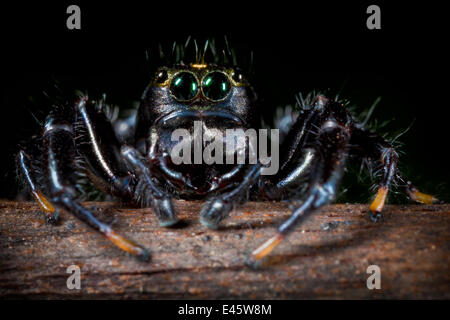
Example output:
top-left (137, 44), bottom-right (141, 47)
top-left (250, 97), bottom-right (352, 263)
top-left (200, 164), bottom-right (263, 229)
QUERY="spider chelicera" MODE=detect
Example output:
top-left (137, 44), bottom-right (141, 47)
top-left (17, 46), bottom-right (438, 264)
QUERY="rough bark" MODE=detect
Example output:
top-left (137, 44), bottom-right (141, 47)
top-left (0, 200), bottom-right (449, 299)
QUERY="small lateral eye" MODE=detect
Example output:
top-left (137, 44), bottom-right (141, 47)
top-left (202, 71), bottom-right (231, 101)
top-left (170, 72), bottom-right (199, 101)
top-left (231, 68), bottom-right (245, 83)
top-left (155, 69), bottom-right (168, 83)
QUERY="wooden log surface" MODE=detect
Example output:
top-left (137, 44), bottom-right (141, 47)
top-left (0, 200), bottom-right (449, 299)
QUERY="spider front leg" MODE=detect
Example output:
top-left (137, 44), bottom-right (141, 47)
top-left (76, 96), bottom-right (178, 227)
top-left (75, 97), bottom-right (134, 199)
top-left (250, 98), bottom-right (352, 264)
top-left (17, 98), bottom-right (149, 260)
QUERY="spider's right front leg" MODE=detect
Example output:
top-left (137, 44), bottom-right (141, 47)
top-left (18, 98), bottom-right (149, 260)
top-left (74, 96), bottom-right (178, 227)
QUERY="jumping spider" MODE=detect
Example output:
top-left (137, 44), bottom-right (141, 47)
top-left (17, 45), bottom-right (438, 264)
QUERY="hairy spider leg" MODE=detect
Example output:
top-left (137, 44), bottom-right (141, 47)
top-left (121, 146), bottom-right (178, 227)
top-left (350, 127), bottom-right (438, 221)
top-left (396, 173), bottom-right (439, 204)
top-left (250, 98), bottom-right (352, 263)
top-left (18, 99), bottom-right (150, 260)
top-left (368, 147), bottom-right (398, 221)
top-left (349, 128), bottom-right (397, 220)
top-left (16, 150), bottom-right (58, 222)
top-left (75, 97), bottom-right (135, 199)
top-left (47, 114), bottom-right (149, 259)
top-left (75, 97), bottom-right (180, 227)
top-left (258, 99), bottom-right (321, 200)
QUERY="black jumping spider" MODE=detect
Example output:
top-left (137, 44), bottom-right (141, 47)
top-left (17, 41), bottom-right (438, 263)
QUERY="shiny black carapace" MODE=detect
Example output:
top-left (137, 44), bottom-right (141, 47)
top-left (17, 44), bottom-right (438, 263)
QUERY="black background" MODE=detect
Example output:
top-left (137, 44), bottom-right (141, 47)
top-left (1, 1), bottom-right (449, 201)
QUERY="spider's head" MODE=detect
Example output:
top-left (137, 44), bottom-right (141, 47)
top-left (136, 63), bottom-right (258, 140)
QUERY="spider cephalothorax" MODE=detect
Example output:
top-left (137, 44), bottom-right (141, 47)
top-left (134, 63), bottom-right (259, 198)
top-left (17, 41), bottom-right (438, 264)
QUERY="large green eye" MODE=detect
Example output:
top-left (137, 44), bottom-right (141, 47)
top-left (170, 72), bottom-right (199, 101)
top-left (202, 71), bottom-right (231, 101)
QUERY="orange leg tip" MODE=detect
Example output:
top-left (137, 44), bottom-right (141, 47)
top-left (370, 187), bottom-right (388, 213)
top-left (409, 190), bottom-right (439, 204)
top-left (251, 233), bottom-right (284, 261)
top-left (106, 231), bottom-right (149, 261)
top-left (32, 191), bottom-right (56, 214)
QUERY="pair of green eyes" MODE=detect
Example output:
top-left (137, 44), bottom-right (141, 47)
top-left (169, 71), bottom-right (231, 102)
